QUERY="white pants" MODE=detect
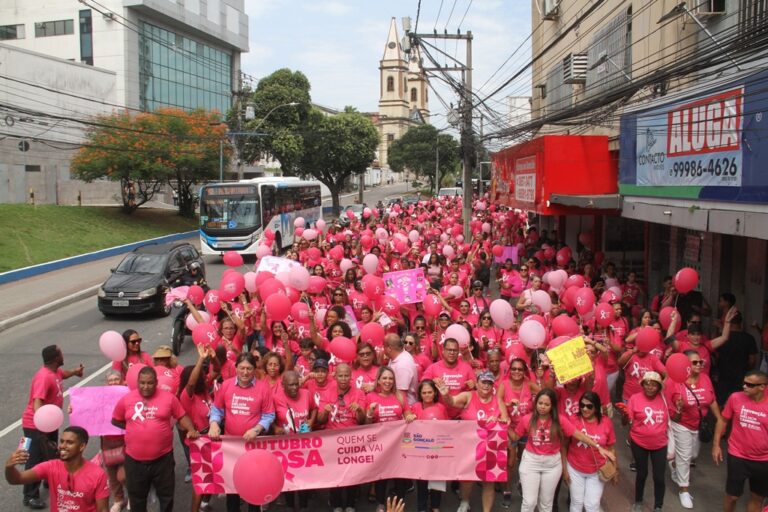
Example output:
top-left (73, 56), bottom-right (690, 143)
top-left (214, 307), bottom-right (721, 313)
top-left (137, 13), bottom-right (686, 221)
top-left (670, 420), bottom-right (699, 487)
top-left (519, 450), bottom-right (562, 512)
top-left (606, 371), bottom-right (619, 397)
top-left (567, 462), bottom-right (604, 512)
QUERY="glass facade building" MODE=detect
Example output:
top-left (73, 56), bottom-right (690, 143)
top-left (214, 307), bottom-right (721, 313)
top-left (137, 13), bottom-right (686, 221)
top-left (138, 21), bottom-right (232, 114)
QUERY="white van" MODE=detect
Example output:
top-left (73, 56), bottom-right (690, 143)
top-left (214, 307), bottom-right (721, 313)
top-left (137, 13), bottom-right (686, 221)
top-left (437, 187), bottom-right (462, 197)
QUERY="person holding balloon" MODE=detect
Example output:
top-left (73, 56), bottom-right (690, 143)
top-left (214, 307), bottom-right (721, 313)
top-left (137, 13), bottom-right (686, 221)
top-left (208, 353), bottom-right (275, 512)
top-left (515, 275), bottom-right (543, 318)
top-left (20, 344), bottom-right (84, 510)
top-left (618, 371), bottom-right (669, 512)
top-left (664, 349), bottom-right (722, 509)
top-left (618, 327), bottom-right (667, 403)
top-left (112, 330), bottom-right (153, 382)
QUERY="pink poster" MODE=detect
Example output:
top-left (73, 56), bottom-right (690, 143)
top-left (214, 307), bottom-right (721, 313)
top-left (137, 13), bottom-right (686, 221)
top-left (69, 386), bottom-right (129, 436)
top-left (383, 268), bottom-right (428, 305)
top-left (188, 420), bottom-right (507, 495)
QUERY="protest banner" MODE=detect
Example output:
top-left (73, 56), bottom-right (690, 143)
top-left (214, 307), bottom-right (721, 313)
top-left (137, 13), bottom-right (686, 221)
top-left (257, 256), bottom-right (302, 275)
top-left (188, 420), bottom-right (507, 495)
top-left (545, 336), bottom-right (593, 384)
top-left (69, 386), bottom-right (129, 435)
top-left (383, 268), bottom-right (428, 305)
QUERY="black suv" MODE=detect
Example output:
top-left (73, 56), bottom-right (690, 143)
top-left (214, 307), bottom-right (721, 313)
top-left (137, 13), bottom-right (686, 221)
top-left (97, 242), bottom-right (205, 316)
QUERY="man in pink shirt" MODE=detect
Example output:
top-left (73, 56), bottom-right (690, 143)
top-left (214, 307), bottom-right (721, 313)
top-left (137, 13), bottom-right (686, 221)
top-left (713, 370), bottom-right (768, 512)
top-left (384, 334), bottom-right (418, 404)
top-left (112, 366), bottom-right (199, 512)
top-left (423, 338), bottom-right (476, 418)
top-left (20, 345), bottom-right (84, 510)
top-left (5, 426), bottom-right (110, 512)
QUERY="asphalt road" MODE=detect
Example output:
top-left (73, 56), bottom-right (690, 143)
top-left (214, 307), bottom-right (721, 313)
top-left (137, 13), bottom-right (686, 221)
top-left (0, 181), bottom-right (744, 511)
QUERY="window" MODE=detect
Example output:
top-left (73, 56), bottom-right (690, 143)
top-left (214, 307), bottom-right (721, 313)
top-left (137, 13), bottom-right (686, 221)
top-left (410, 87), bottom-right (417, 102)
top-left (25, 165), bottom-right (41, 173)
top-left (35, 19), bottom-right (74, 37)
top-left (386, 76), bottom-right (394, 92)
top-left (79, 10), bottom-right (93, 65)
top-left (0, 24), bottom-right (25, 40)
top-left (740, 0), bottom-right (767, 36)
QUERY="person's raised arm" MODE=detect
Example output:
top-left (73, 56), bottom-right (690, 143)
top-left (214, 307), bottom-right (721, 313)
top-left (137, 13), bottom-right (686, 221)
top-left (61, 363), bottom-right (85, 380)
top-left (4, 450), bottom-right (41, 485)
top-left (711, 306), bottom-right (736, 350)
top-left (185, 344), bottom-right (209, 398)
top-left (185, 298), bottom-right (205, 325)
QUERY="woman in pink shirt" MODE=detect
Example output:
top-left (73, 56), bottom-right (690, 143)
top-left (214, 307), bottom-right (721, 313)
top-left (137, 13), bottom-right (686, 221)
top-left (509, 388), bottom-right (613, 512)
top-left (112, 329), bottom-right (153, 381)
top-left (620, 371), bottom-right (669, 512)
top-left (402, 332), bottom-right (431, 380)
top-left (563, 391), bottom-right (617, 512)
top-left (364, 367), bottom-right (415, 512)
top-left (411, 379), bottom-right (448, 512)
top-left (352, 342), bottom-right (379, 393)
top-left (665, 350), bottom-right (722, 509)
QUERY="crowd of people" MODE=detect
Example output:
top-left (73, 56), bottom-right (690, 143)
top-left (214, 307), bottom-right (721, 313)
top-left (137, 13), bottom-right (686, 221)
top-left (5, 194), bottom-right (768, 512)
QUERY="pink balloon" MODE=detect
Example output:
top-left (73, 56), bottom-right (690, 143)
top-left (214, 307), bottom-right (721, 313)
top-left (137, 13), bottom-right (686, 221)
top-left (204, 290), bottom-right (221, 315)
top-left (185, 311), bottom-right (211, 331)
top-left (446, 324), bottom-right (470, 348)
top-left (233, 450), bottom-right (284, 505)
top-left (316, 219), bottom-right (327, 232)
top-left (290, 302), bottom-right (310, 323)
top-left (547, 269), bottom-right (567, 291)
top-left (265, 293), bottom-right (292, 321)
top-left (187, 285), bottom-right (205, 305)
top-left (442, 245), bottom-right (455, 259)
top-left (532, 290), bottom-right (552, 313)
top-left (552, 315), bottom-right (579, 337)
top-left (608, 285), bottom-right (622, 298)
top-left (556, 247), bottom-right (572, 267)
top-left (547, 335), bottom-right (572, 350)
top-left (220, 272), bottom-right (245, 302)
top-left (303, 228), bottom-right (318, 241)
top-left (329, 245), bottom-right (344, 262)
top-left (423, 294), bottom-right (442, 317)
top-left (636, 326), bottom-right (661, 354)
top-left (482, 222), bottom-right (491, 233)
top-left (599, 290), bottom-right (620, 304)
top-left (519, 320), bottom-right (546, 349)
top-left (223, 251), bottom-right (244, 267)
top-left (307, 276), bottom-right (327, 295)
top-left (674, 267), bottom-right (699, 294)
top-left (125, 363), bottom-right (147, 391)
top-left (263, 228), bottom-right (276, 241)
top-left (255, 245), bottom-right (272, 259)
top-left (659, 306), bottom-right (680, 331)
top-left (359, 322), bottom-right (385, 347)
top-left (565, 274), bottom-right (585, 289)
top-left (33, 404), bottom-right (64, 433)
top-left (258, 278), bottom-right (286, 301)
top-left (362, 254), bottom-right (379, 275)
top-left (574, 287), bottom-right (596, 315)
top-left (192, 323), bottom-right (219, 347)
top-left (595, 302), bottom-right (615, 328)
top-left (666, 353), bottom-right (693, 383)
top-left (361, 274), bottom-right (385, 300)
top-left (294, 217), bottom-right (305, 228)
top-left (255, 271), bottom-right (274, 286)
top-left (408, 230), bottom-right (419, 243)
top-left (489, 299), bottom-right (515, 329)
top-left (360, 235), bottom-right (374, 250)
top-left (448, 285), bottom-right (463, 299)
top-left (295, 227), bottom-right (304, 238)
top-left (377, 295), bottom-right (401, 317)
top-left (330, 336), bottom-right (357, 362)
top-left (288, 267), bottom-right (311, 291)
top-left (340, 258), bottom-right (354, 273)
top-left (244, 272), bottom-right (258, 293)
top-left (98, 330), bottom-right (127, 362)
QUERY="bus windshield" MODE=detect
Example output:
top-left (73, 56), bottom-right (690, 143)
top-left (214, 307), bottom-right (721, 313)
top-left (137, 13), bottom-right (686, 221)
top-left (199, 186), bottom-right (260, 232)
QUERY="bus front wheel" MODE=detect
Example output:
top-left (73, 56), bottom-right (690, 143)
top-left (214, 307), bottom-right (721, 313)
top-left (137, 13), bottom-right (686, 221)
top-left (272, 233), bottom-right (282, 255)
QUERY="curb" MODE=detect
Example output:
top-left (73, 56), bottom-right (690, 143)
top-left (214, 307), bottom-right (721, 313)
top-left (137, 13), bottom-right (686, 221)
top-left (0, 285), bottom-right (100, 334)
top-left (0, 231), bottom-right (197, 286)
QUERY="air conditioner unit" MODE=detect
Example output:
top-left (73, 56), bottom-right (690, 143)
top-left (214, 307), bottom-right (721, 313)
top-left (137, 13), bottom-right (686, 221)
top-left (563, 53), bottom-right (588, 84)
top-left (542, 0), bottom-right (560, 20)
top-left (693, 0), bottom-right (725, 19)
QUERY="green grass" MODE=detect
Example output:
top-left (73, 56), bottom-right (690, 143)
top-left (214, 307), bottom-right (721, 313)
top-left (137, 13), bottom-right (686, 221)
top-left (0, 205), bottom-right (198, 272)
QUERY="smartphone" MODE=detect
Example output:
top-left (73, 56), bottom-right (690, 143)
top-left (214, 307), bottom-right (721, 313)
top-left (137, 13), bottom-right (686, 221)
top-left (18, 437), bottom-right (31, 452)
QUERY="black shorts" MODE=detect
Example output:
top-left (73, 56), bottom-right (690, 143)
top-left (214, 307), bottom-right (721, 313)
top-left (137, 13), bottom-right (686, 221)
top-left (726, 453), bottom-right (768, 498)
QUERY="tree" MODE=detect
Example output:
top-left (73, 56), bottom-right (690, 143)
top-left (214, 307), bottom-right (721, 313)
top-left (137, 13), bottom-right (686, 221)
top-left (237, 69), bottom-right (312, 175)
top-left (72, 108), bottom-right (226, 216)
top-left (388, 124), bottom-right (459, 192)
top-left (301, 110), bottom-right (379, 214)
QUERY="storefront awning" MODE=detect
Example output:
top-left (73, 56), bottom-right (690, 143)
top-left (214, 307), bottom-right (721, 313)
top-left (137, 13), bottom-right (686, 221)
top-left (549, 193), bottom-right (621, 210)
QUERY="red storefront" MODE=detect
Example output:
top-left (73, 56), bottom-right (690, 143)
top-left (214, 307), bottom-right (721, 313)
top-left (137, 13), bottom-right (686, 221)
top-left (491, 135), bottom-right (619, 216)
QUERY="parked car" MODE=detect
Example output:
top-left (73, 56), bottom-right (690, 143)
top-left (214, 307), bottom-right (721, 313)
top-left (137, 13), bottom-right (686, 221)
top-left (438, 187), bottom-right (463, 197)
top-left (97, 242), bottom-right (205, 316)
top-left (343, 204), bottom-right (365, 220)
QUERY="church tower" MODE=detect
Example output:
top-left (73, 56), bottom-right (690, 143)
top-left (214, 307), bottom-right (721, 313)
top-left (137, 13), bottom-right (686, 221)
top-left (375, 17), bottom-right (429, 168)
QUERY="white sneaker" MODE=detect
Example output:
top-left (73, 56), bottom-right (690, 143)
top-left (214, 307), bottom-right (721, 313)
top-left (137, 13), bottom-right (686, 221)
top-left (333, 508), bottom-right (343, 512)
top-left (110, 503), bottom-right (123, 512)
top-left (631, 503), bottom-right (643, 512)
top-left (679, 491), bottom-right (693, 509)
top-left (668, 460), bottom-right (680, 486)
top-left (344, 508), bottom-right (355, 512)
top-left (457, 501), bottom-right (470, 512)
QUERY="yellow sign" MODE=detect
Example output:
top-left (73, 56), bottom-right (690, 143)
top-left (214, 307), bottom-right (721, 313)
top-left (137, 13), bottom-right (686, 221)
top-left (545, 336), bottom-right (593, 384)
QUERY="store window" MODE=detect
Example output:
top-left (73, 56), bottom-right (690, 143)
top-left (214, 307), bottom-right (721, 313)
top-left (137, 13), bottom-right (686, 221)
top-left (35, 19), bottom-right (74, 37)
top-left (0, 24), bottom-right (25, 40)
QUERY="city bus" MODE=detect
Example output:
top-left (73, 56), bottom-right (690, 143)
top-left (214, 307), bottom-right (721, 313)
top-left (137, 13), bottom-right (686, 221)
top-left (198, 177), bottom-right (322, 255)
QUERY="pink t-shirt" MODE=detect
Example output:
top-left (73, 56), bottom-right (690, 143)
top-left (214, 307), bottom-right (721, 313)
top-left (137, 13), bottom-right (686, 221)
top-left (622, 354), bottom-right (666, 401)
top-left (274, 389), bottom-right (314, 433)
top-left (411, 402), bottom-right (449, 420)
top-left (515, 414), bottom-right (575, 455)
top-left (112, 389), bottom-right (186, 461)
top-left (664, 374), bottom-right (715, 430)
top-left (722, 392), bottom-right (768, 461)
top-left (179, 391), bottom-right (211, 432)
top-left (591, 357), bottom-right (610, 407)
top-left (567, 416), bottom-right (617, 473)
top-left (461, 392), bottom-right (502, 422)
top-left (156, 365), bottom-right (183, 395)
top-left (320, 387), bottom-right (366, 429)
top-left (352, 366), bottom-right (378, 393)
top-left (213, 378), bottom-right (275, 436)
top-left (556, 385), bottom-right (586, 422)
top-left (423, 359), bottom-right (476, 417)
top-left (32, 459), bottom-right (109, 512)
top-left (22, 367), bottom-right (64, 429)
top-left (627, 392), bottom-right (668, 450)
top-left (306, 379), bottom-right (337, 410)
top-left (500, 381), bottom-right (534, 430)
top-left (676, 341), bottom-right (713, 374)
top-left (112, 352), bottom-right (154, 380)
top-left (366, 392), bottom-right (408, 422)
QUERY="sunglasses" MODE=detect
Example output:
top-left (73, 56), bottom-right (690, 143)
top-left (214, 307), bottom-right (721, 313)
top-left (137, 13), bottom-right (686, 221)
top-left (520, 267), bottom-right (528, 271)
top-left (333, 293), bottom-right (344, 296)
top-left (358, 351), bottom-right (374, 357)
top-left (510, 367), bottom-right (525, 372)
top-left (579, 403), bottom-right (595, 410)
top-left (743, 381), bottom-right (766, 388)
top-left (128, 338), bottom-right (142, 344)
top-left (404, 341), bottom-right (416, 346)
top-left (482, 316), bottom-right (491, 320)
top-left (414, 326), bottom-right (426, 330)
top-left (691, 360), bottom-right (704, 366)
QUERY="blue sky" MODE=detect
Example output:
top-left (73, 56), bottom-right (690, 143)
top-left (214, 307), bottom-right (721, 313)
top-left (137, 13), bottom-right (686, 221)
top-left (242, 0), bottom-right (531, 130)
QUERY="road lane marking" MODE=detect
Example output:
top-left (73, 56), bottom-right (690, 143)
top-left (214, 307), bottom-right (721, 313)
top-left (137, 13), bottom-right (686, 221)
top-left (0, 361), bottom-right (113, 439)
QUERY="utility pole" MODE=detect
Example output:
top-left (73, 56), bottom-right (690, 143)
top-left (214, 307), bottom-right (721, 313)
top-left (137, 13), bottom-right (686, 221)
top-left (402, 20), bottom-right (473, 239)
top-left (477, 114), bottom-right (484, 197)
top-left (435, 143), bottom-right (440, 195)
